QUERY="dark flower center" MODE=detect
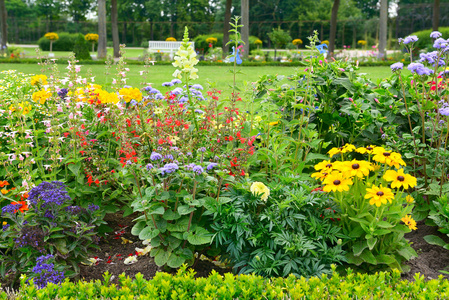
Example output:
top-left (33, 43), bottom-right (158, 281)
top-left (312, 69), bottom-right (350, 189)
top-left (326, 164), bottom-right (332, 168)
top-left (397, 176), bottom-right (405, 181)
top-left (367, 146), bottom-right (373, 150)
top-left (352, 163), bottom-right (360, 169)
top-left (333, 180), bottom-right (341, 185)
top-left (376, 191), bottom-right (384, 196)
top-left (383, 152), bottom-right (391, 157)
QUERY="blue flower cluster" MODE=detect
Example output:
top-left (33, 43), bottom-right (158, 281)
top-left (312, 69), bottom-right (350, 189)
top-left (419, 51), bottom-right (445, 67)
top-left (1, 203), bottom-right (21, 216)
top-left (28, 181), bottom-right (71, 209)
top-left (28, 255), bottom-right (65, 289)
top-left (160, 163), bottom-right (179, 175)
top-left (407, 63), bottom-right (434, 76)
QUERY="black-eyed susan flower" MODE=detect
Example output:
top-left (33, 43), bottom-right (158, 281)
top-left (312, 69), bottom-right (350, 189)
top-left (341, 159), bottom-right (373, 178)
top-left (372, 148), bottom-right (406, 168)
top-left (355, 145), bottom-right (377, 154)
top-left (314, 160), bottom-right (335, 171)
top-left (401, 215), bottom-right (417, 230)
top-left (383, 169), bottom-right (417, 189)
top-left (328, 144), bottom-right (355, 157)
top-left (405, 195), bottom-right (414, 204)
top-left (311, 171), bottom-right (329, 181)
top-left (364, 184), bottom-right (394, 207)
top-left (322, 171), bottom-right (353, 192)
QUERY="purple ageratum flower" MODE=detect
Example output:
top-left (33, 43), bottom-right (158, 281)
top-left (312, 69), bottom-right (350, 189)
top-left (164, 154), bottom-right (174, 160)
top-left (191, 84), bottom-right (203, 90)
top-left (440, 107), bottom-right (449, 116)
top-left (403, 35), bottom-right (418, 45)
top-left (416, 66), bottom-right (434, 76)
top-left (57, 88), bottom-right (68, 100)
top-left (171, 79), bottom-right (182, 85)
top-left (430, 31), bottom-right (442, 39)
top-left (28, 181), bottom-right (71, 209)
top-left (198, 147), bottom-right (206, 153)
top-left (433, 38), bottom-right (449, 49)
top-left (144, 86), bottom-right (153, 91)
top-left (178, 96), bottom-right (188, 104)
top-left (192, 165), bottom-right (204, 175)
top-left (88, 204), bottom-right (100, 212)
top-left (162, 82), bottom-right (174, 87)
top-left (186, 152), bottom-right (192, 157)
top-left (206, 163), bottom-right (218, 171)
top-left (150, 152), bottom-right (163, 161)
top-left (124, 85), bottom-right (132, 89)
top-left (195, 109), bottom-right (204, 114)
top-left (155, 93), bottom-right (164, 100)
top-left (29, 254), bottom-right (65, 289)
top-left (159, 163), bottom-right (179, 175)
top-left (171, 87), bottom-right (183, 95)
top-left (146, 163), bottom-right (154, 171)
top-left (1, 203), bottom-right (21, 216)
top-left (147, 88), bottom-right (160, 94)
top-left (185, 163), bottom-right (196, 170)
top-left (390, 62), bottom-right (403, 71)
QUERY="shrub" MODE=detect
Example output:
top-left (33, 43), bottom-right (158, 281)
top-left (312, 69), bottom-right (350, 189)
top-left (194, 33), bottom-right (261, 53)
top-left (410, 27), bottom-right (449, 51)
top-left (38, 32), bottom-right (80, 51)
top-left (73, 34), bottom-right (92, 60)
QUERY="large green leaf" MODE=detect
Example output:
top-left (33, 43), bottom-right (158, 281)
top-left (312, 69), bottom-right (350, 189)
top-left (397, 246), bottom-right (417, 260)
top-left (424, 235), bottom-right (447, 247)
top-left (353, 240), bottom-right (368, 256)
top-left (359, 249), bottom-right (377, 265)
top-left (54, 239), bottom-right (68, 255)
top-left (163, 209), bottom-right (180, 221)
top-left (376, 254), bottom-right (396, 265)
top-left (178, 205), bottom-right (195, 215)
top-left (187, 227), bottom-right (212, 245)
top-left (131, 221), bottom-right (146, 236)
top-left (167, 253), bottom-right (185, 268)
top-left (154, 249), bottom-right (170, 266)
top-left (367, 237), bottom-right (377, 250)
top-left (139, 227), bottom-right (160, 240)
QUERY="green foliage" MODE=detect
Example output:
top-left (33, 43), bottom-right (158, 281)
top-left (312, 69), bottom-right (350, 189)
top-left (194, 33), bottom-right (261, 53)
top-left (7, 265), bottom-right (449, 299)
top-left (209, 176), bottom-right (345, 278)
top-left (73, 34), bottom-right (91, 60)
top-left (410, 27), bottom-right (449, 51)
top-left (38, 32), bottom-right (80, 52)
top-left (267, 28), bottom-right (292, 50)
top-left (426, 195), bottom-right (449, 250)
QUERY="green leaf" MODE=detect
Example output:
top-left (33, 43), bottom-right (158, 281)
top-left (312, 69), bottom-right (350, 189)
top-left (376, 254), bottom-right (396, 265)
top-left (187, 227), bottom-right (212, 245)
top-left (167, 253), bottom-right (185, 268)
top-left (148, 204), bottom-right (165, 215)
top-left (54, 239), bottom-right (68, 255)
top-left (154, 249), bottom-right (169, 266)
top-left (376, 221), bottom-right (394, 228)
top-left (353, 240), bottom-right (368, 256)
top-left (163, 209), bottom-right (181, 221)
top-left (372, 229), bottom-right (391, 236)
top-left (178, 205), bottom-right (195, 215)
top-left (139, 227), bottom-right (160, 240)
top-left (67, 162), bottom-right (81, 177)
top-left (359, 249), bottom-right (377, 265)
top-left (397, 246), bottom-right (417, 260)
top-left (424, 235), bottom-right (447, 247)
top-left (367, 237), bottom-right (377, 250)
top-left (345, 252), bottom-right (364, 266)
top-left (131, 221), bottom-right (146, 236)
top-left (348, 226), bottom-right (365, 238)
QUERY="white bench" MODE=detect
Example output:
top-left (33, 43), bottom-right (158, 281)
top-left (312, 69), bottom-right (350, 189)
top-left (148, 41), bottom-right (195, 59)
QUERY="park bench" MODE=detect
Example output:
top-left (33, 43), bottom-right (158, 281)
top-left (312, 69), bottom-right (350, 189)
top-left (148, 41), bottom-right (195, 59)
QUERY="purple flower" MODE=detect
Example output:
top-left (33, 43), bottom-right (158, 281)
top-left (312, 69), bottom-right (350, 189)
top-left (2, 223), bottom-right (10, 231)
top-left (155, 93), bottom-right (164, 100)
top-left (29, 255), bottom-right (65, 289)
top-left (150, 152), bottom-right (163, 161)
top-left (195, 109), bottom-right (204, 114)
top-left (159, 163), bottom-right (179, 175)
top-left (191, 84), bottom-right (203, 90)
top-left (147, 88), bottom-right (160, 94)
top-left (178, 96), bottom-right (188, 104)
top-left (146, 163), bottom-right (154, 171)
top-left (1, 203), bottom-right (21, 216)
top-left (88, 204), bottom-right (99, 211)
top-left (185, 163), bottom-right (196, 170)
top-left (28, 181), bottom-right (71, 209)
top-left (416, 66), bottom-right (434, 76)
top-left (162, 82), bottom-right (174, 87)
top-left (171, 87), bottom-right (183, 95)
top-left (408, 62), bottom-right (424, 73)
top-left (430, 31), bottom-right (442, 39)
top-left (440, 107), bottom-right (449, 116)
top-left (164, 154), bottom-right (174, 160)
top-left (171, 79), bottom-right (182, 85)
top-left (198, 147), bottom-right (206, 153)
top-left (433, 38), bottom-right (448, 49)
top-left (57, 88), bottom-right (68, 100)
top-left (390, 62), bottom-right (403, 71)
top-left (206, 163), bottom-right (218, 171)
top-left (186, 152), bottom-right (192, 157)
top-left (192, 165), bottom-right (204, 175)
top-left (144, 86), bottom-right (153, 91)
top-left (403, 35), bottom-right (418, 45)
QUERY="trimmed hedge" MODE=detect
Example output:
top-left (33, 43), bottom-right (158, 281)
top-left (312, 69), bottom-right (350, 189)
top-left (410, 27), bottom-right (449, 51)
top-left (38, 32), bottom-right (91, 52)
top-left (194, 33), bottom-right (261, 52)
top-left (2, 265), bottom-right (449, 299)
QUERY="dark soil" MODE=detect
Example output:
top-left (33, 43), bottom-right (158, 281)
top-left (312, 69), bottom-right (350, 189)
top-left (77, 212), bottom-right (449, 284)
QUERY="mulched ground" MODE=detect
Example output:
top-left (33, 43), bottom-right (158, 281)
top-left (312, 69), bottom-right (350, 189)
top-left (77, 212), bottom-right (449, 284)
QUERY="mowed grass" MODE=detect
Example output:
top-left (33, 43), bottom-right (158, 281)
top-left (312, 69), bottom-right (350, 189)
top-left (0, 62), bottom-right (402, 92)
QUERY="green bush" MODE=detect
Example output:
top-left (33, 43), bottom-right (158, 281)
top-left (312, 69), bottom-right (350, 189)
top-left (194, 33), bottom-right (261, 54)
top-left (38, 32), bottom-right (80, 51)
top-left (409, 27), bottom-right (449, 51)
top-left (73, 34), bottom-right (92, 60)
top-left (5, 265), bottom-right (449, 299)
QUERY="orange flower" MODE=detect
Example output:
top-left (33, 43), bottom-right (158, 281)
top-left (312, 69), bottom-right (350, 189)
top-left (0, 180), bottom-right (9, 188)
top-left (11, 201), bottom-right (29, 213)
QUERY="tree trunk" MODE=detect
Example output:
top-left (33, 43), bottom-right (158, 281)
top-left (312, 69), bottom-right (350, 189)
top-left (0, 0), bottom-right (8, 50)
top-left (328, 0), bottom-right (340, 58)
top-left (222, 0), bottom-right (232, 58)
top-left (98, 0), bottom-right (107, 59)
top-left (241, 0), bottom-right (249, 58)
top-left (378, 0), bottom-right (388, 59)
top-left (111, 0), bottom-right (120, 57)
top-left (432, 0), bottom-right (440, 31)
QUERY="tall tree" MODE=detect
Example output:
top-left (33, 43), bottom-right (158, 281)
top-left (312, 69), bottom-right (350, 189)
top-left (0, 0), bottom-right (7, 50)
top-left (378, 0), bottom-right (388, 59)
top-left (35, 0), bottom-right (63, 32)
top-left (222, 0), bottom-right (232, 57)
top-left (432, 0), bottom-right (440, 31)
top-left (97, 0), bottom-right (107, 59)
top-left (65, 0), bottom-right (95, 23)
top-left (241, 0), bottom-right (249, 58)
top-left (111, 0), bottom-right (119, 57)
top-left (328, 0), bottom-right (340, 58)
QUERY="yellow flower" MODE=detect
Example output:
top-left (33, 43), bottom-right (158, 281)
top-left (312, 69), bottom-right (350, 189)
top-left (383, 169), bottom-right (417, 189)
top-left (355, 145), bottom-right (377, 155)
top-left (119, 87), bottom-right (142, 103)
top-left (372, 148), bottom-right (406, 168)
top-left (32, 89), bottom-right (52, 105)
top-left (268, 121), bottom-right (279, 126)
top-left (311, 170), bottom-right (329, 181)
top-left (2, 221), bottom-right (7, 226)
top-left (340, 159), bottom-right (373, 179)
top-left (166, 37), bottom-right (177, 42)
top-left (406, 195), bottom-right (414, 204)
top-left (254, 39), bottom-right (263, 45)
top-left (250, 182), bottom-right (270, 201)
top-left (328, 144), bottom-right (355, 157)
top-left (401, 215), bottom-right (417, 230)
top-left (44, 32), bottom-right (59, 40)
top-left (85, 33), bottom-right (99, 42)
top-left (206, 37), bottom-right (218, 44)
top-left (322, 171), bottom-right (353, 192)
top-left (321, 40), bottom-right (329, 45)
top-left (1, 189), bottom-right (8, 194)
top-left (314, 160), bottom-right (335, 172)
top-left (292, 39), bottom-right (303, 45)
top-left (357, 40), bottom-right (367, 46)
top-left (30, 74), bottom-right (48, 86)
top-left (364, 185), bottom-right (394, 207)
top-left (18, 101), bottom-right (32, 115)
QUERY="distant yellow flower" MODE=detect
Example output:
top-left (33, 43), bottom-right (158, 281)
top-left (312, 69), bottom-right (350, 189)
top-left (119, 87), bottom-right (142, 103)
top-left (1, 189), bottom-right (8, 194)
top-left (365, 185), bottom-right (394, 207)
top-left (355, 145), bottom-right (377, 155)
top-left (44, 32), bottom-right (59, 40)
top-left (401, 215), bottom-right (417, 230)
top-left (322, 172), bottom-right (353, 192)
top-left (254, 39), bottom-right (263, 45)
top-left (206, 37), bottom-right (218, 44)
top-left (85, 33), bottom-right (99, 42)
top-left (292, 39), bottom-right (303, 45)
top-left (32, 89), bottom-right (52, 105)
top-left (314, 160), bottom-right (335, 172)
top-left (405, 195), bottom-right (414, 204)
top-left (340, 159), bottom-right (373, 179)
top-left (250, 182), bottom-right (270, 201)
top-left (268, 121), bottom-right (279, 126)
top-left (321, 40), bottom-right (329, 45)
top-left (383, 169), bottom-right (417, 189)
top-left (30, 74), bottom-right (48, 86)
top-left (328, 144), bottom-right (355, 157)
top-left (166, 37), bottom-right (177, 42)
top-left (357, 40), bottom-right (367, 46)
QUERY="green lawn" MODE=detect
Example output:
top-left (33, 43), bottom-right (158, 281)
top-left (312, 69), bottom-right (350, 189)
top-left (0, 62), bottom-right (401, 91)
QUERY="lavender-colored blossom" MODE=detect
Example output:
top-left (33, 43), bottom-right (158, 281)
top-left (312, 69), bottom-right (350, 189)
top-left (186, 152), bottom-right (192, 157)
top-left (192, 165), bottom-right (204, 175)
top-left (29, 255), bottom-right (65, 289)
top-left (148, 88), bottom-right (160, 94)
top-left (1, 203), bottom-right (21, 216)
top-left (195, 109), bottom-right (204, 114)
top-left (162, 82), bottom-right (174, 87)
top-left (155, 93), bottom-right (164, 100)
top-left (433, 38), bottom-right (448, 49)
top-left (2, 223), bottom-right (10, 231)
top-left (159, 163), bottom-right (179, 175)
top-left (430, 31), bottom-right (442, 39)
top-left (178, 96), bottom-right (188, 104)
top-left (164, 154), bottom-right (174, 160)
top-left (198, 147), bottom-right (206, 153)
top-left (88, 204), bottom-right (100, 212)
top-left (130, 100), bottom-right (138, 106)
top-left (171, 79), bottom-right (182, 84)
top-left (146, 163), bottom-right (154, 171)
top-left (170, 147), bottom-right (179, 151)
top-left (150, 152), bottom-right (163, 161)
top-left (390, 62), bottom-right (403, 71)
top-left (403, 35), bottom-right (418, 44)
top-left (440, 107), bottom-right (449, 116)
top-left (57, 88), bottom-right (68, 100)
top-left (416, 66), bottom-right (434, 76)
top-left (408, 62), bottom-right (424, 73)
top-left (185, 163), bottom-right (196, 170)
top-left (28, 181), bottom-right (71, 209)
top-left (171, 87), bottom-right (183, 95)
top-left (144, 86), bottom-right (153, 91)
top-left (66, 206), bottom-right (83, 215)
top-left (44, 210), bottom-right (55, 219)
top-left (123, 85), bottom-right (132, 89)
top-left (206, 163), bottom-right (218, 171)
top-left (191, 84), bottom-right (203, 90)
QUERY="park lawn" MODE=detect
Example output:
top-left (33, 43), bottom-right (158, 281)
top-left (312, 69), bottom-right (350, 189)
top-left (0, 63), bottom-right (401, 92)
top-left (17, 46), bottom-right (146, 60)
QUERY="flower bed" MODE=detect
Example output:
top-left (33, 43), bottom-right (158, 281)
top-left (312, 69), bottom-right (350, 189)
top-left (1, 22), bottom-right (449, 294)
